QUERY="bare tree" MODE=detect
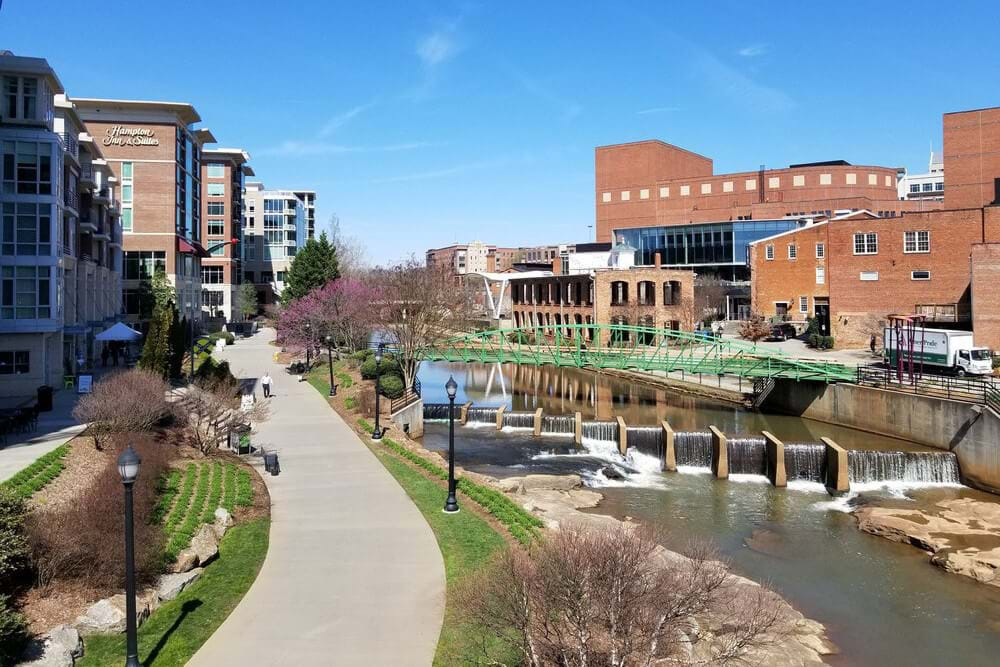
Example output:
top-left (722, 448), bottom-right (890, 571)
top-left (458, 524), bottom-right (784, 667)
top-left (327, 213), bottom-right (368, 276)
top-left (175, 376), bottom-right (269, 454)
top-left (73, 369), bottom-right (173, 450)
top-left (738, 313), bottom-right (772, 342)
top-left (694, 276), bottom-right (729, 325)
top-left (373, 258), bottom-right (472, 389)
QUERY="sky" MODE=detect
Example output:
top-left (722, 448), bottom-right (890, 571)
top-left (2, 0), bottom-right (998, 263)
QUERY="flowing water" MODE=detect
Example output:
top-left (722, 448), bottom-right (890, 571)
top-left (417, 361), bottom-right (1000, 665)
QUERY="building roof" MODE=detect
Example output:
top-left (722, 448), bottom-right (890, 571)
top-left (203, 147), bottom-right (251, 165)
top-left (0, 53), bottom-right (64, 93)
top-left (788, 160), bottom-right (851, 168)
top-left (594, 139), bottom-right (713, 163)
top-left (748, 221), bottom-right (829, 245)
top-left (73, 98), bottom-right (202, 125)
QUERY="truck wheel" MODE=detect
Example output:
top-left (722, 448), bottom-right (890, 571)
top-left (956, 367), bottom-right (966, 377)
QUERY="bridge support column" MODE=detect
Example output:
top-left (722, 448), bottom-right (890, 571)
top-left (763, 430), bottom-right (786, 487)
top-left (710, 425), bottom-right (728, 479)
top-left (574, 411), bottom-right (582, 447)
top-left (533, 408), bottom-right (544, 436)
top-left (496, 405), bottom-right (506, 430)
top-left (459, 402), bottom-right (473, 425)
top-left (662, 420), bottom-right (676, 472)
top-left (822, 437), bottom-right (850, 495)
top-left (616, 416), bottom-right (628, 456)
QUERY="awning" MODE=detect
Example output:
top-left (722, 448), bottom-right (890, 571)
top-left (95, 322), bottom-right (143, 342)
top-left (178, 237), bottom-right (197, 254)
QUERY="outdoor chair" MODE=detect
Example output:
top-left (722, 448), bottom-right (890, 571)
top-left (63, 375), bottom-right (76, 390)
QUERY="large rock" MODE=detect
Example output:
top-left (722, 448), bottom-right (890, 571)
top-left (157, 568), bottom-right (204, 602)
top-left (17, 625), bottom-right (82, 667)
top-left (855, 498), bottom-right (1000, 587)
top-left (212, 507), bottom-right (233, 539)
top-left (172, 548), bottom-right (199, 573)
top-left (497, 474), bottom-right (583, 493)
top-left (74, 594), bottom-right (149, 636)
top-left (190, 524), bottom-right (220, 567)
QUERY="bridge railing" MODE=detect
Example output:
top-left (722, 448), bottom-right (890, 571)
top-left (856, 363), bottom-right (1000, 410)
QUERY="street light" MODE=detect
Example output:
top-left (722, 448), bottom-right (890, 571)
top-left (443, 375), bottom-right (460, 514)
top-left (325, 334), bottom-right (337, 397)
top-left (117, 446), bottom-right (142, 667)
top-left (304, 322), bottom-right (312, 368)
top-left (372, 343), bottom-right (384, 440)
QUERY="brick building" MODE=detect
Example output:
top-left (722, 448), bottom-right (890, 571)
top-left (943, 107), bottom-right (1000, 209)
top-left (200, 148), bottom-right (252, 322)
top-left (595, 140), bottom-right (940, 244)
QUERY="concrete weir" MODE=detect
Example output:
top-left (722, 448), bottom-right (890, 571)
top-left (533, 408), bottom-right (544, 436)
top-left (662, 420), bottom-right (676, 472)
top-left (763, 430), bottom-right (786, 487)
top-left (495, 404), bottom-right (506, 430)
top-left (459, 401), bottom-right (472, 425)
top-left (823, 437), bottom-right (850, 494)
top-left (710, 425), bottom-right (728, 479)
top-left (616, 416), bottom-right (628, 456)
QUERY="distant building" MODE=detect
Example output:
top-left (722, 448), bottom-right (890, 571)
top-left (200, 148), bottom-right (252, 322)
top-left (898, 151), bottom-right (944, 201)
top-left (241, 182), bottom-right (312, 306)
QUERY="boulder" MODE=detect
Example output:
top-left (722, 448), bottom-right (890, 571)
top-left (212, 507), bottom-right (233, 539)
top-left (17, 625), bottom-right (82, 667)
top-left (497, 474), bottom-right (583, 493)
top-left (172, 549), bottom-right (199, 573)
top-left (601, 466), bottom-right (625, 481)
top-left (74, 594), bottom-right (149, 636)
top-left (157, 568), bottom-right (204, 602)
top-left (191, 524), bottom-right (220, 566)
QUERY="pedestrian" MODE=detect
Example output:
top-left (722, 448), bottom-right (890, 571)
top-left (870, 334), bottom-right (877, 356)
top-left (261, 372), bottom-right (273, 398)
top-left (101, 345), bottom-right (109, 367)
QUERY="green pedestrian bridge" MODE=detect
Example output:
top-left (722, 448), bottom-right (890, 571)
top-left (419, 324), bottom-right (855, 383)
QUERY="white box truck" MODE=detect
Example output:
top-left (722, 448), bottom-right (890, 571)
top-left (883, 327), bottom-right (993, 376)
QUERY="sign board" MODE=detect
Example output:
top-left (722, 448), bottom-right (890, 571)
top-left (103, 125), bottom-right (159, 147)
top-left (77, 375), bottom-right (93, 394)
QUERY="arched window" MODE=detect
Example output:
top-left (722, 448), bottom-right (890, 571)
top-left (638, 316), bottom-right (656, 345)
top-left (638, 281), bottom-right (655, 305)
top-left (610, 281), bottom-right (629, 305)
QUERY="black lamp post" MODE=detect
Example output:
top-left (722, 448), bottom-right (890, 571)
top-left (372, 343), bottom-right (384, 440)
top-left (117, 446), bottom-right (142, 667)
top-left (304, 322), bottom-right (312, 368)
top-left (444, 375), bottom-right (460, 514)
top-left (189, 312), bottom-right (195, 377)
top-left (325, 334), bottom-right (337, 397)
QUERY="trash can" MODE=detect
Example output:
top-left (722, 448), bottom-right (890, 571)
top-left (37, 385), bottom-right (54, 412)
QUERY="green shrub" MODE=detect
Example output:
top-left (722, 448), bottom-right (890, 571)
top-left (151, 470), bottom-right (182, 525)
top-left (823, 335), bottom-right (835, 349)
top-left (336, 371), bottom-right (354, 389)
top-left (0, 488), bottom-right (30, 587)
top-left (360, 356), bottom-right (401, 380)
top-left (378, 374), bottom-right (405, 399)
top-left (344, 396), bottom-right (358, 410)
top-left (808, 333), bottom-right (820, 348)
top-left (358, 418), bottom-right (374, 433)
top-left (195, 357), bottom-right (236, 384)
top-left (222, 464), bottom-right (237, 512)
top-left (352, 349), bottom-right (373, 361)
top-left (507, 331), bottom-right (534, 345)
top-left (805, 317), bottom-right (820, 336)
top-left (209, 331), bottom-right (235, 345)
top-left (1, 444), bottom-right (70, 500)
top-left (0, 594), bottom-right (29, 665)
top-left (234, 469), bottom-right (253, 507)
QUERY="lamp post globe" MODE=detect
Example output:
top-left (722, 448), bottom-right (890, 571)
top-left (325, 334), bottom-right (337, 396)
top-left (372, 343), bottom-right (384, 440)
top-left (444, 375), bottom-right (460, 513)
top-left (117, 446), bottom-right (143, 667)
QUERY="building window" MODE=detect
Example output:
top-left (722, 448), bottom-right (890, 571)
top-left (207, 183), bottom-right (225, 196)
top-left (723, 181), bottom-right (733, 192)
top-left (610, 281), bottom-right (629, 305)
top-left (209, 243), bottom-right (225, 257)
top-left (679, 185), bottom-right (690, 196)
top-left (247, 215), bottom-right (255, 227)
top-left (787, 244), bottom-right (797, 260)
top-left (820, 173), bottom-right (832, 185)
top-left (276, 271), bottom-right (286, 283)
top-left (202, 289), bottom-right (224, 308)
top-left (201, 266), bottom-right (224, 284)
top-left (701, 183), bottom-right (711, 194)
top-left (853, 232), bottom-right (877, 255)
top-left (903, 230), bottom-right (930, 253)
top-left (262, 271), bottom-right (274, 283)
top-left (846, 173), bottom-right (857, 185)
top-left (799, 296), bottom-right (808, 313)
top-left (745, 179), bottom-right (756, 191)
top-left (121, 208), bottom-right (133, 233)
top-left (207, 202), bottom-right (225, 216)
top-left (935, 182), bottom-right (944, 191)
top-left (639, 188), bottom-right (649, 200)
top-left (207, 164), bottom-right (225, 179)
top-left (911, 270), bottom-right (931, 280)
top-left (244, 271), bottom-right (255, 283)
top-left (793, 175), bottom-right (805, 187)
top-left (860, 271), bottom-right (879, 281)
top-left (2, 76), bottom-right (38, 121)
top-left (245, 241), bottom-right (255, 259)
top-left (868, 174), bottom-right (877, 185)
top-left (620, 191), bottom-right (630, 201)
top-left (659, 187), bottom-right (669, 198)
top-left (765, 244), bottom-right (774, 260)
top-left (909, 184), bottom-right (921, 193)
top-left (922, 183), bottom-right (934, 192)
top-left (601, 192), bottom-right (611, 203)
top-left (815, 242), bottom-right (825, 258)
top-left (1, 265), bottom-right (50, 319)
top-left (816, 266), bottom-right (825, 284)
top-left (123, 250), bottom-right (166, 280)
top-left (2, 140), bottom-right (53, 195)
top-left (1, 202), bottom-right (52, 256)
top-left (768, 177), bottom-right (780, 189)
top-left (207, 220), bottom-right (225, 236)
top-left (0, 350), bottom-right (30, 375)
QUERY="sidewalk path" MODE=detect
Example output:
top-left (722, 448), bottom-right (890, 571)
top-left (1, 387), bottom-right (85, 482)
top-left (189, 328), bottom-right (446, 666)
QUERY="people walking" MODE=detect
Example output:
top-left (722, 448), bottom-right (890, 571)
top-left (870, 334), bottom-right (877, 356)
top-left (261, 372), bottom-right (273, 398)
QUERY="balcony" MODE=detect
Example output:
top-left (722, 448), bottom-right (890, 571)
top-left (94, 187), bottom-right (110, 204)
top-left (79, 164), bottom-right (96, 189)
top-left (79, 212), bottom-right (98, 233)
top-left (63, 189), bottom-right (79, 215)
top-left (58, 131), bottom-right (79, 164)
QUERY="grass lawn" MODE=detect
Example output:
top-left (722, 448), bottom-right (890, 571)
top-left (77, 517), bottom-right (269, 667)
top-left (371, 447), bottom-right (516, 666)
top-left (304, 359), bottom-right (353, 397)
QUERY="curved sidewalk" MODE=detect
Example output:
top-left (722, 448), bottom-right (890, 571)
top-left (189, 329), bottom-right (445, 666)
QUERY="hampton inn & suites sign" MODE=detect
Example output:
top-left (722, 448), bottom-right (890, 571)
top-left (103, 125), bottom-right (160, 147)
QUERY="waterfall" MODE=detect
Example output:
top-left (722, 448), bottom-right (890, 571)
top-left (541, 415), bottom-right (575, 436)
top-left (423, 403), bottom-right (452, 421)
top-left (503, 411), bottom-right (535, 430)
top-left (784, 443), bottom-right (826, 482)
top-left (674, 432), bottom-right (712, 469)
top-left (848, 450), bottom-right (962, 485)
top-left (727, 437), bottom-right (767, 476)
top-left (627, 426), bottom-right (664, 457)
top-left (466, 406), bottom-right (499, 424)
top-left (581, 421), bottom-right (619, 443)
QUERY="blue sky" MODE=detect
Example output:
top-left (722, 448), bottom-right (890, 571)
top-left (2, 1), bottom-right (997, 263)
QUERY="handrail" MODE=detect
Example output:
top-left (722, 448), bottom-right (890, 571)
top-left (856, 363), bottom-right (1000, 408)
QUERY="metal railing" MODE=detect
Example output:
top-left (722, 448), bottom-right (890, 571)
top-left (389, 379), bottom-right (422, 413)
top-left (63, 188), bottom-right (78, 212)
top-left (58, 131), bottom-right (78, 160)
top-left (856, 364), bottom-right (1000, 412)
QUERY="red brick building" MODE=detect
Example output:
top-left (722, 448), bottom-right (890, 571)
top-left (943, 107), bottom-right (1000, 209)
top-left (595, 140), bottom-right (939, 243)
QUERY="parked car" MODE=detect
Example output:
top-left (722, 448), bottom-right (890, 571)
top-left (766, 324), bottom-right (796, 341)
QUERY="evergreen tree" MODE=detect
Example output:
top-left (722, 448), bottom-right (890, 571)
top-left (169, 311), bottom-right (187, 378)
top-left (281, 232), bottom-right (340, 304)
top-left (138, 300), bottom-right (174, 379)
top-left (237, 282), bottom-right (259, 318)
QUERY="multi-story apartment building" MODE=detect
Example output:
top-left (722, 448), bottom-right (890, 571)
top-left (594, 140), bottom-right (942, 244)
top-left (75, 97), bottom-right (215, 330)
top-left (0, 53), bottom-right (123, 395)
top-left (200, 148), bottom-right (252, 322)
top-left (241, 182), bottom-right (309, 305)
top-left (898, 151), bottom-right (944, 201)
top-left (294, 190), bottom-right (316, 240)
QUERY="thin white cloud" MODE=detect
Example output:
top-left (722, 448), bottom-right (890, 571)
top-left (636, 106), bottom-right (680, 115)
top-left (738, 44), bottom-right (768, 57)
top-left (506, 66), bottom-right (582, 120)
top-left (417, 30), bottom-right (458, 67)
top-left (371, 154), bottom-right (532, 184)
top-left (697, 49), bottom-right (793, 112)
top-left (319, 102), bottom-right (375, 137)
top-left (258, 141), bottom-right (436, 157)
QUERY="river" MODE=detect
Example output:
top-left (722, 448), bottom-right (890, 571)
top-left (417, 360), bottom-right (1000, 666)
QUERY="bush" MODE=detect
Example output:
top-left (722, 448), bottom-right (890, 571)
top-left (209, 331), bottom-right (235, 345)
top-left (194, 357), bottom-right (235, 385)
top-left (359, 356), bottom-right (401, 380)
top-left (352, 349), bottom-right (373, 361)
top-left (739, 313), bottom-right (772, 342)
top-left (805, 316), bottom-right (820, 336)
top-left (27, 435), bottom-right (169, 592)
top-left (0, 594), bottom-right (29, 666)
top-left (823, 335), bottom-right (835, 349)
top-left (0, 487), bottom-right (30, 590)
top-left (808, 333), bottom-right (820, 348)
top-left (378, 374), bottom-right (405, 399)
top-left (73, 369), bottom-right (173, 450)
top-left (344, 396), bottom-right (358, 410)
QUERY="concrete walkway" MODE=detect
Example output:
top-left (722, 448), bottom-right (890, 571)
top-left (189, 328), bottom-right (446, 666)
top-left (0, 387), bottom-right (86, 482)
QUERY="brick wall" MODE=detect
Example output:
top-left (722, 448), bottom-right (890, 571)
top-left (971, 243), bottom-right (1000, 350)
top-left (749, 223), bottom-right (830, 319)
top-left (943, 107), bottom-right (1000, 209)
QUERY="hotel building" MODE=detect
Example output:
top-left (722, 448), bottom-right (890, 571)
top-left (74, 97), bottom-right (215, 329)
top-left (200, 148), bottom-right (252, 322)
top-left (241, 182), bottom-right (310, 306)
top-left (1, 54), bottom-right (122, 395)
